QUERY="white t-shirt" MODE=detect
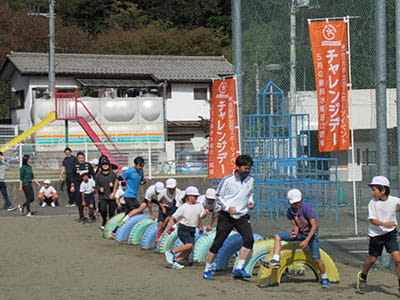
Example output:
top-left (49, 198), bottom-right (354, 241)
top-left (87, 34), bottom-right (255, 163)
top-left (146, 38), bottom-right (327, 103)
top-left (172, 203), bottom-right (205, 227)
top-left (115, 188), bottom-right (126, 204)
top-left (80, 178), bottom-right (95, 194)
top-left (158, 188), bottom-right (182, 208)
top-left (196, 195), bottom-right (218, 212)
top-left (144, 185), bottom-right (159, 202)
top-left (39, 185), bottom-right (57, 196)
top-left (368, 195), bottom-right (400, 237)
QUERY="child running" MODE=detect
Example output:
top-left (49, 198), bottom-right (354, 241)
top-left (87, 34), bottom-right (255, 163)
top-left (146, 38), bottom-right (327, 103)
top-left (197, 188), bottom-right (218, 232)
top-left (356, 176), bottom-right (400, 294)
top-left (164, 186), bottom-right (208, 269)
top-left (263, 188), bottom-right (329, 288)
top-left (80, 172), bottom-right (96, 223)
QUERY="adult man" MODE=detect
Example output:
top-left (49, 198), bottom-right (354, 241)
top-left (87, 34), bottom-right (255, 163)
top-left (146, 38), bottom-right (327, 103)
top-left (203, 155), bottom-right (255, 280)
top-left (59, 147), bottom-right (77, 207)
top-left (70, 151), bottom-right (95, 222)
top-left (0, 152), bottom-right (16, 211)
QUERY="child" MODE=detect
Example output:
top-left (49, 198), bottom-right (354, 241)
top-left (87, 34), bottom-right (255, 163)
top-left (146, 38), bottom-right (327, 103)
top-left (95, 159), bottom-right (118, 229)
top-left (263, 188), bottom-right (329, 288)
top-left (80, 172), bottom-right (96, 223)
top-left (164, 186), bottom-right (208, 269)
top-left (38, 179), bottom-right (58, 207)
top-left (197, 188), bottom-right (218, 232)
top-left (356, 176), bottom-right (400, 294)
top-left (115, 180), bottom-right (127, 214)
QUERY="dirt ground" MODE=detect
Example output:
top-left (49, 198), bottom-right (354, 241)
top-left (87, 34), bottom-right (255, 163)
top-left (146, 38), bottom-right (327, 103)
top-left (0, 215), bottom-right (399, 300)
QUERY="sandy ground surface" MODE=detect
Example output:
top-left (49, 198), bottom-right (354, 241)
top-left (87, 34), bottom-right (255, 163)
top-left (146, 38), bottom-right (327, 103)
top-left (0, 214), bottom-right (399, 300)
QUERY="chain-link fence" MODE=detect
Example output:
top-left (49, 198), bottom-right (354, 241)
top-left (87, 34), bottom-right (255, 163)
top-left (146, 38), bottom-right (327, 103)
top-left (241, 0), bottom-right (399, 194)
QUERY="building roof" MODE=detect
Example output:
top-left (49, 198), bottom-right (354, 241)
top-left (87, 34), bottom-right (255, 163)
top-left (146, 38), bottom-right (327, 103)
top-left (0, 52), bottom-right (234, 82)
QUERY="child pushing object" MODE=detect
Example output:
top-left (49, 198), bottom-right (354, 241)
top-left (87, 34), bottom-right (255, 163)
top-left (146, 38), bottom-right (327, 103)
top-left (263, 188), bottom-right (330, 288)
top-left (164, 186), bottom-right (208, 269)
top-left (356, 176), bottom-right (400, 294)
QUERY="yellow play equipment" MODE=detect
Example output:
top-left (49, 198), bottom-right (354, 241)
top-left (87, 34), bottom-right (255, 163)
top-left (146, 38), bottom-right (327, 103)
top-left (257, 242), bottom-right (340, 287)
top-left (0, 111), bottom-right (56, 153)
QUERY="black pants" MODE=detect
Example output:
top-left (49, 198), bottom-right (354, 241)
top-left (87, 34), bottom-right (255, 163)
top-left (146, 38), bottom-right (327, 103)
top-left (22, 185), bottom-right (35, 213)
top-left (99, 199), bottom-right (116, 226)
top-left (72, 187), bottom-right (84, 219)
top-left (66, 177), bottom-right (75, 205)
top-left (209, 212), bottom-right (254, 254)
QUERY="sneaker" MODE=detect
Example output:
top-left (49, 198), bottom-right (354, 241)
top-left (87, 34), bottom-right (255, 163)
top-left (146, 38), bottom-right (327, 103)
top-left (233, 268), bottom-right (252, 279)
top-left (99, 225), bottom-right (105, 230)
top-left (264, 259), bottom-right (281, 269)
top-left (171, 262), bottom-right (184, 269)
top-left (81, 218), bottom-right (89, 224)
top-left (356, 271), bottom-right (367, 294)
top-left (165, 251), bottom-right (174, 264)
top-left (18, 204), bottom-right (24, 215)
top-left (65, 203), bottom-right (76, 207)
top-left (51, 202), bottom-right (56, 207)
top-left (41, 202), bottom-right (47, 208)
top-left (203, 270), bottom-right (214, 280)
top-left (7, 206), bottom-right (17, 212)
top-left (116, 219), bottom-right (125, 227)
top-left (321, 278), bottom-right (330, 288)
top-left (26, 212), bottom-right (33, 217)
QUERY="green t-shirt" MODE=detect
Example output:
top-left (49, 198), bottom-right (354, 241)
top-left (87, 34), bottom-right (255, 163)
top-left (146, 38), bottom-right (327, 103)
top-left (19, 165), bottom-right (34, 186)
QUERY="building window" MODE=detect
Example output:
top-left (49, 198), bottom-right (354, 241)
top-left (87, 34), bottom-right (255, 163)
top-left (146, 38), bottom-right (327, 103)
top-left (194, 88), bottom-right (208, 100)
top-left (10, 90), bottom-right (24, 109)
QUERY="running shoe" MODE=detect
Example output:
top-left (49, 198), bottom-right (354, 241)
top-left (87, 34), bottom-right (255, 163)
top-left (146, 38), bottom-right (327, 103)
top-left (99, 225), bottom-right (105, 230)
top-left (26, 212), bottom-right (33, 217)
top-left (165, 251), bottom-right (174, 264)
top-left (41, 202), bottom-right (47, 208)
top-left (233, 268), bottom-right (251, 279)
top-left (321, 278), bottom-right (330, 288)
top-left (7, 206), bottom-right (17, 212)
top-left (203, 270), bottom-right (214, 280)
top-left (264, 259), bottom-right (281, 269)
top-left (356, 271), bottom-right (366, 294)
top-left (51, 202), bottom-right (56, 207)
top-left (18, 204), bottom-right (24, 215)
top-left (171, 262), bottom-right (184, 269)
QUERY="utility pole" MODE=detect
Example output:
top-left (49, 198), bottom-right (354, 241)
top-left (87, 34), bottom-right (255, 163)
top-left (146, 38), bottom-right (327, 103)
top-left (49, 0), bottom-right (56, 101)
top-left (289, 0), bottom-right (297, 114)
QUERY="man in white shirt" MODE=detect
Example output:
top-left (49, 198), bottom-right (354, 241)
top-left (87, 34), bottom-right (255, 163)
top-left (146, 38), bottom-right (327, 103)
top-left (38, 180), bottom-right (58, 207)
top-left (203, 155), bottom-right (254, 280)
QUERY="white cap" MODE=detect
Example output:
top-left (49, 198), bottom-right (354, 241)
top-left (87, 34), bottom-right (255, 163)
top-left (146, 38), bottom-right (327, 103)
top-left (90, 159), bottom-right (99, 165)
top-left (287, 189), bottom-right (302, 204)
top-left (44, 179), bottom-right (51, 184)
top-left (121, 166), bottom-right (129, 172)
top-left (368, 176), bottom-right (390, 187)
top-left (185, 186), bottom-right (200, 196)
top-left (166, 178), bottom-right (177, 188)
top-left (155, 181), bottom-right (164, 192)
top-left (205, 188), bottom-right (216, 200)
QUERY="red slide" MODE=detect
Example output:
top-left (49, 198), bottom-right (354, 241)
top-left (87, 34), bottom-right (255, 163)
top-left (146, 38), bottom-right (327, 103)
top-left (77, 117), bottom-right (119, 167)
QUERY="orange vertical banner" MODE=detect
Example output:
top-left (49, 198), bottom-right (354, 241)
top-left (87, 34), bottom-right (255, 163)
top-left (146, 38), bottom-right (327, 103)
top-left (208, 78), bottom-right (239, 179)
top-left (309, 19), bottom-right (350, 152)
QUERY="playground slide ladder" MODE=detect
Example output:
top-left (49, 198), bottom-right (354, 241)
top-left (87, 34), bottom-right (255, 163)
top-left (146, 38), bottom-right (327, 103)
top-left (75, 100), bottom-right (127, 167)
top-left (0, 111), bottom-right (56, 153)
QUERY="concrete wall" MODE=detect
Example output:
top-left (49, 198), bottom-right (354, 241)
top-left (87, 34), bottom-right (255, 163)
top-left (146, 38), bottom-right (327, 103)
top-left (3, 177), bottom-right (212, 207)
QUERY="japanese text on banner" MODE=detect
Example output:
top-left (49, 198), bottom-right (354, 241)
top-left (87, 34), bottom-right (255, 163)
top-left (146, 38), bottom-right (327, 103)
top-left (309, 19), bottom-right (350, 152)
top-left (208, 78), bottom-right (239, 179)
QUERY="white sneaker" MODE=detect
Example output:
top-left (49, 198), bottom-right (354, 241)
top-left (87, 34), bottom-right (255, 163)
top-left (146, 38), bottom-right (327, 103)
top-left (41, 202), bottom-right (47, 208)
top-left (51, 202), bottom-right (56, 207)
top-left (26, 212), bottom-right (33, 217)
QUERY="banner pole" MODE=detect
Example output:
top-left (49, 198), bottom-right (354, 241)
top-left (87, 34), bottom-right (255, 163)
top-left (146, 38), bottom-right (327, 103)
top-left (346, 16), bottom-right (358, 235)
top-left (234, 74), bottom-right (242, 155)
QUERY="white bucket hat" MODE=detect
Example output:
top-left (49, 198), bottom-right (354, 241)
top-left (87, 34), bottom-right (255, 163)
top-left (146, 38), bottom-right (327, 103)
top-left (205, 188), bottom-right (216, 200)
top-left (185, 186), bottom-right (200, 196)
top-left (368, 176), bottom-right (390, 187)
top-left (166, 178), bottom-right (177, 188)
top-left (287, 189), bottom-right (302, 204)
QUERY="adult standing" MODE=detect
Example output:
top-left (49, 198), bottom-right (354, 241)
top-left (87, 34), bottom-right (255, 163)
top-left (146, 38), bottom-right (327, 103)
top-left (59, 147), bottom-right (77, 207)
top-left (18, 154), bottom-right (40, 216)
top-left (0, 151), bottom-right (16, 211)
top-left (203, 155), bottom-right (255, 280)
top-left (70, 151), bottom-right (94, 222)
